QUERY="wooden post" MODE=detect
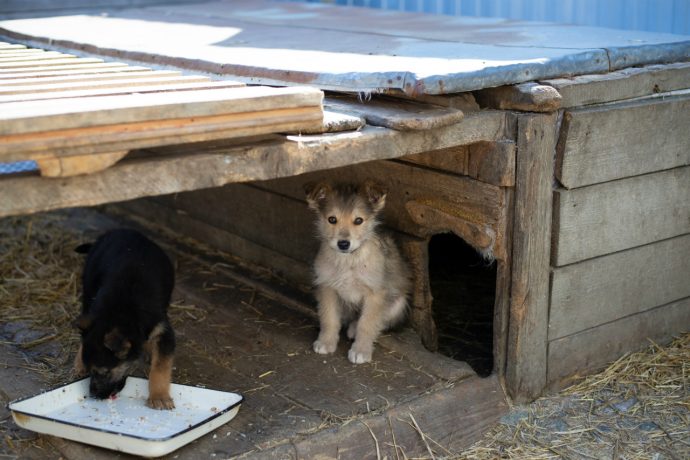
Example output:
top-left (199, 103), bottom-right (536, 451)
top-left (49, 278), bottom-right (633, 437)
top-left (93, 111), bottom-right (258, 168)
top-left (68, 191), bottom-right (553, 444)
top-left (505, 112), bottom-right (557, 402)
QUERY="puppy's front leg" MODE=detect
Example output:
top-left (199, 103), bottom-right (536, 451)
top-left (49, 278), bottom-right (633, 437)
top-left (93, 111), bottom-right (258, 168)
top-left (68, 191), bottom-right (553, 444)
top-left (147, 325), bottom-right (175, 410)
top-left (348, 291), bottom-right (386, 364)
top-left (313, 285), bottom-right (341, 354)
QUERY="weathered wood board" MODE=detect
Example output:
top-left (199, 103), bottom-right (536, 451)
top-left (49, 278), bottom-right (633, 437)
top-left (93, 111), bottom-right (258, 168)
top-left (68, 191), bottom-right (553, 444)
top-left (548, 297), bottom-right (690, 388)
top-left (0, 109), bottom-right (511, 218)
top-left (506, 112), bottom-right (558, 402)
top-left (542, 62), bottom-right (690, 108)
top-left (550, 234), bottom-right (690, 340)
top-left (556, 95), bottom-right (690, 189)
top-left (474, 82), bottom-right (562, 112)
top-left (552, 166), bottom-right (690, 266)
top-left (2, 1), bottom-right (688, 94)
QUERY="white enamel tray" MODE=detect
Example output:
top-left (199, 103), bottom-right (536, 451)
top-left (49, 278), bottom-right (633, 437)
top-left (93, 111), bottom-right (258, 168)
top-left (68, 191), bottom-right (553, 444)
top-left (9, 377), bottom-right (243, 458)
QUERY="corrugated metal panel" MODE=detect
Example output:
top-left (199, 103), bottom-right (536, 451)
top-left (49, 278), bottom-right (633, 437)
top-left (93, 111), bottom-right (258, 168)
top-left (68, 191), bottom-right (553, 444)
top-left (299, 0), bottom-right (689, 35)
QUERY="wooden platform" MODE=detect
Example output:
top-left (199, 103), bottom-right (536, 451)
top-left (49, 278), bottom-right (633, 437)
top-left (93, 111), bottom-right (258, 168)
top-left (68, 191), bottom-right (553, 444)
top-left (0, 41), bottom-right (323, 178)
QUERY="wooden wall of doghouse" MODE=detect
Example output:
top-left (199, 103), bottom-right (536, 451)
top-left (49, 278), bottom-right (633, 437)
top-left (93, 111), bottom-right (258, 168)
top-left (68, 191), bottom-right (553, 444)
top-left (117, 62), bottom-right (690, 402)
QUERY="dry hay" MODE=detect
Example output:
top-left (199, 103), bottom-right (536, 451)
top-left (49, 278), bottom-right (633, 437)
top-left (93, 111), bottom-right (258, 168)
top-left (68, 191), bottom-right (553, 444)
top-left (463, 333), bottom-right (690, 460)
top-left (0, 214), bottom-right (84, 385)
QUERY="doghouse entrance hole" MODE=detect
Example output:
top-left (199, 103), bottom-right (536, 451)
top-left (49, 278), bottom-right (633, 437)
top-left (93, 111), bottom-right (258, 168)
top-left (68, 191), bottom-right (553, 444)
top-left (428, 233), bottom-right (496, 377)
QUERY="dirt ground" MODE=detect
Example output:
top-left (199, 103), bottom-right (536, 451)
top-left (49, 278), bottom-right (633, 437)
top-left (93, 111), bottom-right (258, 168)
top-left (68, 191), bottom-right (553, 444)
top-left (0, 210), bottom-right (688, 459)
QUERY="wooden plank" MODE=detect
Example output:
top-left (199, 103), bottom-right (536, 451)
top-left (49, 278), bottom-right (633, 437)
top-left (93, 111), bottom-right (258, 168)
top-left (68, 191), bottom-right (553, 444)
top-left (0, 106), bottom-right (323, 162)
top-left (0, 69), bottom-right (175, 86)
top-left (505, 112), bottom-right (557, 402)
top-left (0, 43), bottom-right (26, 50)
top-left (301, 109), bottom-right (365, 134)
top-left (0, 79), bottom-right (247, 104)
top-left (0, 65), bottom-right (149, 80)
top-left (290, 375), bottom-right (508, 459)
top-left (0, 85), bottom-right (323, 137)
top-left (0, 51), bottom-right (69, 63)
top-left (493, 188), bottom-right (513, 376)
top-left (550, 234), bottom-right (690, 340)
top-left (402, 145), bottom-right (469, 176)
top-left (547, 297), bottom-right (690, 390)
top-left (0, 110), bottom-right (511, 218)
top-left (556, 95), bottom-right (690, 189)
top-left (552, 167), bottom-right (690, 266)
top-left (542, 62), bottom-right (690, 108)
top-left (36, 151), bottom-right (128, 177)
top-left (0, 74), bottom-right (210, 96)
top-left (325, 96), bottom-right (464, 130)
top-left (468, 140), bottom-right (516, 187)
top-left (0, 62), bottom-right (129, 75)
top-left (0, 57), bottom-right (104, 69)
top-left (0, 49), bottom-right (47, 57)
top-left (474, 82), bottom-right (562, 112)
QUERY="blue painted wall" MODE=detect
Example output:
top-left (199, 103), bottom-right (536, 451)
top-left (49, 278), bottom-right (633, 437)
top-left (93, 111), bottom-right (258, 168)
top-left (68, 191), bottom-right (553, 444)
top-left (297, 0), bottom-right (690, 35)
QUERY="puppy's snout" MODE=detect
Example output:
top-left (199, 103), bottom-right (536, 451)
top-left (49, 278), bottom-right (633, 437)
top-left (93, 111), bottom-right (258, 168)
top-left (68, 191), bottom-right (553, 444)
top-left (337, 240), bottom-right (350, 251)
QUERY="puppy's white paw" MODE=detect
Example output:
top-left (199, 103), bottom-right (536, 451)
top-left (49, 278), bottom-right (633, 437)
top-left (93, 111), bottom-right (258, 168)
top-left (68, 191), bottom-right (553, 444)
top-left (313, 338), bottom-right (337, 354)
top-left (348, 345), bottom-right (372, 364)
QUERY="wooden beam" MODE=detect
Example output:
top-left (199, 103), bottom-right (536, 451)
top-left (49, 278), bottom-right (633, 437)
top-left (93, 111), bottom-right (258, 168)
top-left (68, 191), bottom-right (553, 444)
top-left (552, 166), bottom-right (690, 266)
top-left (550, 234), bottom-right (690, 340)
top-left (474, 82), bottom-right (562, 112)
top-left (467, 140), bottom-right (516, 187)
top-left (0, 111), bottom-right (511, 218)
top-left (36, 150), bottom-right (128, 177)
top-left (556, 95), bottom-right (690, 189)
top-left (505, 112), bottom-right (558, 402)
top-left (542, 61), bottom-right (690, 108)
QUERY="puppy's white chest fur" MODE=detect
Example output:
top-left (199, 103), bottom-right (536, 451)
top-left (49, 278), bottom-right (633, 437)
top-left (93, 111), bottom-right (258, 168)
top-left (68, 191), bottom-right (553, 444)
top-left (314, 242), bottom-right (383, 306)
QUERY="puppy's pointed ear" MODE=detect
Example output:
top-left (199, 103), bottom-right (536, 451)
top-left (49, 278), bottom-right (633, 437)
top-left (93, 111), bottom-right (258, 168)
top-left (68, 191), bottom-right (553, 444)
top-left (73, 314), bottom-right (93, 332)
top-left (362, 180), bottom-right (387, 213)
top-left (304, 181), bottom-right (331, 211)
top-left (104, 328), bottom-right (132, 360)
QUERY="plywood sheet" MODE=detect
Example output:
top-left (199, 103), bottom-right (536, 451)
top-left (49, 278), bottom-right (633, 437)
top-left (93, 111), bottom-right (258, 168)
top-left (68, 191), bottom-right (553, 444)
top-left (1, 0), bottom-right (688, 95)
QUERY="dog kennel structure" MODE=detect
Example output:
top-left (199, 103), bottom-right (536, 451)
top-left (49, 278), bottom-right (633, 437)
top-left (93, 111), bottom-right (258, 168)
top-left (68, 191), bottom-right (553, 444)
top-left (1, 0), bottom-right (689, 456)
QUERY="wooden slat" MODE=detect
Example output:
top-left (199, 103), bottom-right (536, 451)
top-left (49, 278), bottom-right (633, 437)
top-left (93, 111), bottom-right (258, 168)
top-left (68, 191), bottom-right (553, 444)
top-left (552, 166), bottom-right (690, 266)
top-left (467, 140), bottom-right (515, 187)
top-left (0, 69), bottom-right (175, 86)
top-left (0, 51), bottom-right (69, 63)
top-left (0, 57), bottom-right (105, 69)
top-left (0, 65), bottom-right (149, 80)
top-left (0, 85), bottom-right (323, 138)
top-left (0, 43), bottom-right (26, 50)
top-left (0, 80), bottom-right (250, 104)
top-left (0, 106), bottom-right (322, 161)
top-left (547, 297), bottom-right (690, 390)
top-left (0, 74), bottom-right (211, 96)
top-left (556, 95), bottom-right (690, 189)
top-left (0, 49), bottom-right (47, 57)
top-left (542, 62), bottom-right (690, 108)
top-left (36, 151), bottom-right (128, 177)
top-left (403, 145), bottom-right (469, 176)
top-left (506, 112), bottom-right (557, 402)
top-left (0, 62), bottom-right (129, 75)
top-left (549, 234), bottom-right (690, 340)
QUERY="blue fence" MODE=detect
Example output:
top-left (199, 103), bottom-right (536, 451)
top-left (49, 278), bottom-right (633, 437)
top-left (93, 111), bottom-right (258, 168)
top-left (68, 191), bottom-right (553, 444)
top-left (297, 0), bottom-right (690, 35)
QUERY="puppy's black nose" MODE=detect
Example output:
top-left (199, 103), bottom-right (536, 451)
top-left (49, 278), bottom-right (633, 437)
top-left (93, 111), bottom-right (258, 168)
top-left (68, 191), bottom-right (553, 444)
top-left (337, 240), bottom-right (350, 251)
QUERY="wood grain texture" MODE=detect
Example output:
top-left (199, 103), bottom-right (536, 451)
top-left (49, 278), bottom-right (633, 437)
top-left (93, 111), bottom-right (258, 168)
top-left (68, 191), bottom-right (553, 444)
top-left (0, 111), bottom-right (511, 218)
top-left (552, 166), bottom-right (690, 266)
top-left (556, 95), bottom-right (690, 189)
top-left (325, 96), bottom-right (464, 130)
top-left (506, 112), bottom-right (558, 402)
top-left (402, 145), bottom-right (469, 176)
top-left (0, 62), bottom-right (130, 75)
top-left (36, 150), bottom-right (128, 177)
top-left (0, 64), bottom-right (147, 80)
top-left (474, 82), bottom-right (562, 112)
top-left (550, 234), bottom-right (690, 340)
top-left (289, 375), bottom-right (507, 459)
top-left (547, 297), bottom-right (690, 390)
top-left (542, 62), bottom-right (690, 108)
top-left (0, 85), bottom-right (323, 137)
top-left (468, 140), bottom-right (516, 187)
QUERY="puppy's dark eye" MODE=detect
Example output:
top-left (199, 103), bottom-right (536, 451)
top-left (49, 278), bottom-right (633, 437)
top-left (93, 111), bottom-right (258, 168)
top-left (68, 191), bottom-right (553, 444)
top-left (354, 217), bottom-right (364, 225)
top-left (328, 216), bottom-right (337, 224)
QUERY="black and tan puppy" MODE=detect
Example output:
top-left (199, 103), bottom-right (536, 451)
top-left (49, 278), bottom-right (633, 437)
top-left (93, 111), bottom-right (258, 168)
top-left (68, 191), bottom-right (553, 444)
top-left (73, 229), bottom-right (176, 410)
